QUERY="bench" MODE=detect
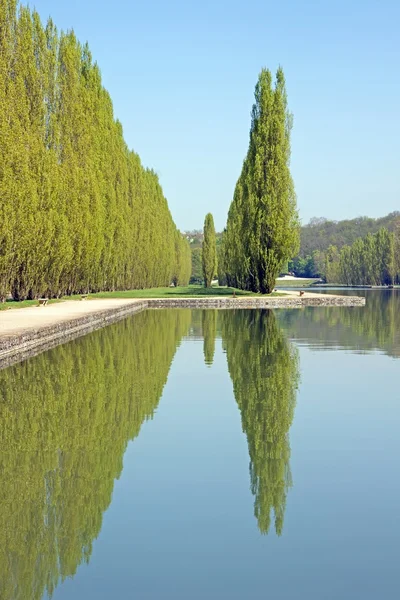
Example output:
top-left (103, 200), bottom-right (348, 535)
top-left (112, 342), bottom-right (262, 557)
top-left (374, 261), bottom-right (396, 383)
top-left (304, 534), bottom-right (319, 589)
top-left (38, 298), bottom-right (49, 306)
top-left (81, 294), bottom-right (88, 300)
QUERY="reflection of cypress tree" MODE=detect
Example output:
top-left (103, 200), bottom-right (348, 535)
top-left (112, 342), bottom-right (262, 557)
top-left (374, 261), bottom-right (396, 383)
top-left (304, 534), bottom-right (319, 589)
top-left (221, 309), bottom-right (299, 535)
top-left (202, 310), bottom-right (217, 366)
top-left (0, 309), bottom-right (191, 600)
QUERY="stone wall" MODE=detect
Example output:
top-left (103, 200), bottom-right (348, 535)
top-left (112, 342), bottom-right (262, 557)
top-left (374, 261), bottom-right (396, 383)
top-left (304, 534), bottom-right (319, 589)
top-left (0, 301), bottom-right (148, 370)
top-left (0, 294), bottom-right (365, 369)
top-left (148, 296), bottom-right (366, 309)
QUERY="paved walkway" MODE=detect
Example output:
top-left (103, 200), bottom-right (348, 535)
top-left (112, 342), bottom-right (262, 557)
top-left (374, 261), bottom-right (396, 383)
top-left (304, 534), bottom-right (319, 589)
top-left (0, 299), bottom-right (144, 339)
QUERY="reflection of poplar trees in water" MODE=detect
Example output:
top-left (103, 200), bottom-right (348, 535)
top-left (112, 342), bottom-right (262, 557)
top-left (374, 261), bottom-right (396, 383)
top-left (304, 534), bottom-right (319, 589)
top-left (221, 310), bottom-right (300, 535)
top-left (0, 309), bottom-right (191, 600)
top-left (202, 309), bottom-right (217, 366)
top-left (278, 291), bottom-right (400, 358)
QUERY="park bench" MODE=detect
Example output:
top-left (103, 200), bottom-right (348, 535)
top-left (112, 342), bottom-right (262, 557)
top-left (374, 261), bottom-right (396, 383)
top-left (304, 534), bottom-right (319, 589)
top-left (81, 294), bottom-right (88, 300)
top-left (38, 298), bottom-right (49, 306)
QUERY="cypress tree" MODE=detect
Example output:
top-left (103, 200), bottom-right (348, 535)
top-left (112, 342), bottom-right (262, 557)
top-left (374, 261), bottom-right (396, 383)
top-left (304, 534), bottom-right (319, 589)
top-left (202, 212), bottom-right (217, 288)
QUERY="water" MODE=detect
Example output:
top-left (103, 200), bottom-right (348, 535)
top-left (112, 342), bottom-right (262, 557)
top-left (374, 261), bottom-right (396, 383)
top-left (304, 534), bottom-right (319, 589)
top-left (0, 291), bottom-right (399, 600)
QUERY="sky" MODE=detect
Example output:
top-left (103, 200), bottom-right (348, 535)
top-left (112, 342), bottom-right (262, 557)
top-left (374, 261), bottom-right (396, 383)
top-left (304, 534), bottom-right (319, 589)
top-left (27, 0), bottom-right (400, 231)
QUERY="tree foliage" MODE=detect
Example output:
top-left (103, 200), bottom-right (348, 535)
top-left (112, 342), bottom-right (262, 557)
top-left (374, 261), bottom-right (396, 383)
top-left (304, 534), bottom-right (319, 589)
top-left (298, 212), bottom-right (400, 259)
top-left (190, 247), bottom-right (203, 284)
top-left (220, 309), bottom-right (300, 534)
top-left (221, 68), bottom-right (299, 293)
top-left (202, 213), bottom-right (217, 287)
top-left (290, 226), bottom-right (399, 285)
top-left (0, 308), bottom-right (191, 599)
top-left (0, 1), bottom-right (190, 301)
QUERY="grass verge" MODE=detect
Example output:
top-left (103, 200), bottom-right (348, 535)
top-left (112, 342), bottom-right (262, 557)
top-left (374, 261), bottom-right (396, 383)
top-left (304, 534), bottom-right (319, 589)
top-left (1, 285), bottom-right (284, 310)
top-left (275, 278), bottom-right (318, 288)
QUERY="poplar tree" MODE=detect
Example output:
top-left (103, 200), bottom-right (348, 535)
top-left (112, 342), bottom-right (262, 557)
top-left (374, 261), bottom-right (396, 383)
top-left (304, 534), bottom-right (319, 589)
top-left (223, 68), bottom-right (299, 293)
top-left (202, 212), bottom-right (217, 287)
top-left (0, 2), bottom-right (191, 299)
top-left (0, 0), bottom-right (18, 300)
top-left (335, 228), bottom-right (397, 286)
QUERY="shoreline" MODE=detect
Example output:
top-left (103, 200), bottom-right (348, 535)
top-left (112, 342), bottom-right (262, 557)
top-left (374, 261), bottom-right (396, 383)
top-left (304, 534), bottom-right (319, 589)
top-left (0, 293), bottom-right (366, 369)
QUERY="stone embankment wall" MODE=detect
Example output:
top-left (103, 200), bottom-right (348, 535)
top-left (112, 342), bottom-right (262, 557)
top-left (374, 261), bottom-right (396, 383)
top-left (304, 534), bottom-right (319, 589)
top-left (148, 296), bottom-right (366, 309)
top-left (0, 301), bottom-right (148, 370)
top-left (0, 295), bottom-right (365, 369)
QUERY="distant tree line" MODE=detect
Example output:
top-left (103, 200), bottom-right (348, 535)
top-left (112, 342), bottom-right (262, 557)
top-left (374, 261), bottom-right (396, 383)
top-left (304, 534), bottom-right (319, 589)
top-left (290, 226), bottom-right (399, 285)
top-left (190, 248), bottom-right (203, 284)
top-left (297, 212), bottom-right (400, 259)
top-left (0, 1), bottom-right (191, 301)
top-left (219, 68), bottom-right (299, 293)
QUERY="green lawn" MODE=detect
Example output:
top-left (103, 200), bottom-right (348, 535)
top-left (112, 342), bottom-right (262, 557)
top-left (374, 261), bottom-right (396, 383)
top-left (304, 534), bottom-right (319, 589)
top-left (92, 285), bottom-right (283, 298)
top-left (275, 278), bottom-right (318, 288)
top-left (1, 285), bottom-right (283, 310)
top-left (0, 298), bottom-right (64, 311)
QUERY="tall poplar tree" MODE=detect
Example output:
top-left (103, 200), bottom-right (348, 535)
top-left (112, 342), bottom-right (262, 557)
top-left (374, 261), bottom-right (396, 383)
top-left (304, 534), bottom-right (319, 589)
top-left (223, 68), bottom-right (299, 293)
top-left (202, 212), bottom-right (217, 287)
top-left (0, 2), bottom-right (191, 300)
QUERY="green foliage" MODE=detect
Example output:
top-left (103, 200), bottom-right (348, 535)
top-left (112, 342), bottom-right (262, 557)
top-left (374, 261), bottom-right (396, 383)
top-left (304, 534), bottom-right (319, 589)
top-left (202, 213), bottom-right (217, 287)
top-left (298, 212), bottom-right (400, 259)
top-left (202, 309), bottom-right (217, 366)
top-left (172, 230), bottom-right (192, 286)
top-left (296, 225), bottom-right (400, 285)
top-left (217, 235), bottom-right (228, 286)
top-left (190, 247), bottom-right (203, 284)
top-left (289, 250), bottom-right (325, 279)
top-left (322, 227), bottom-right (399, 285)
top-left (0, 1), bottom-right (190, 301)
top-left (222, 67), bottom-right (300, 294)
top-left (220, 309), bottom-right (300, 534)
top-left (0, 308), bottom-right (191, 599)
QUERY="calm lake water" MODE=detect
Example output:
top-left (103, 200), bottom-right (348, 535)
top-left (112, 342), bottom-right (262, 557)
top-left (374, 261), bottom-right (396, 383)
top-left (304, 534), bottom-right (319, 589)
top-left (0, 290), bottom-right (399, 600)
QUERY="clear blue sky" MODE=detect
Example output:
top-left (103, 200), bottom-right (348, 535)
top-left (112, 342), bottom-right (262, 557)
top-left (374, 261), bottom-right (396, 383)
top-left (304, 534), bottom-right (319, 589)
top-left (28, 0), bottom-right (400, 231)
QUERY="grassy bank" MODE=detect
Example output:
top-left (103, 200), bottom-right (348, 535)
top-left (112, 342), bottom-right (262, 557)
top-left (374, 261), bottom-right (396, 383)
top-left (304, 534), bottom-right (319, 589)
top-left (1, 285), bottom-right (284, 310)
top-left (0, 298), bottom-right (64, 311)
top-left (275, 278), bottom-right (318, 288)
top-left (91, 285), bottom-right (269, 299)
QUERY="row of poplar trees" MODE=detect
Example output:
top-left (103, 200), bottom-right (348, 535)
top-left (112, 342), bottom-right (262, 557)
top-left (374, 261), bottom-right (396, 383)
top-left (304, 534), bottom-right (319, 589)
top-left (220, 67), bottom-right (299, 294)
top-left (325, 227), bottom-right (399, 285)
top-left (0, 1), bottom-right (191, 301)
